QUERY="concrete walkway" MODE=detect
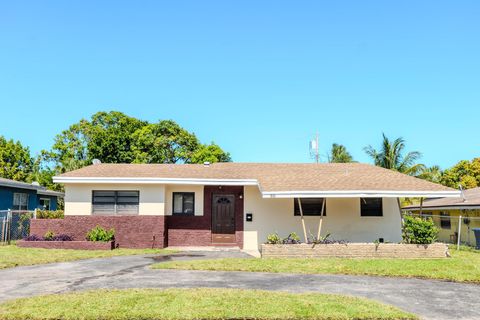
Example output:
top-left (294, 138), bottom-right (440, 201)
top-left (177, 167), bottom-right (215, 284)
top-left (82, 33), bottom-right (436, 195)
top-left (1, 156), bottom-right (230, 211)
top-left (0, 252), bottom-right (479, 320)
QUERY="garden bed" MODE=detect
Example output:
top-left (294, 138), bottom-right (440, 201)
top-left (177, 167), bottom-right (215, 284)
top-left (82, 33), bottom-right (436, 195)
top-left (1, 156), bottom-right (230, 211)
top-left (17, 240), bottom-right (115, 250)
top-left (261, 243), bottom-right (449, 258)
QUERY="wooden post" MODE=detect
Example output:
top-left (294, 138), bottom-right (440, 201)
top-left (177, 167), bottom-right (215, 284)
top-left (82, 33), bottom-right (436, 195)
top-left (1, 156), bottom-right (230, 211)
top-left (1, 217), bottom-right (5, 243)
top-left (297, 198), bottom-right (308, 243)
top-left (419, 197), bottom-right (424, 216)
top-left (457, 215), bottom-right (462, 250)
top-left (316, 199), bottom-right (326, 240)
top-left (6, 209), bottom-right (11, 245)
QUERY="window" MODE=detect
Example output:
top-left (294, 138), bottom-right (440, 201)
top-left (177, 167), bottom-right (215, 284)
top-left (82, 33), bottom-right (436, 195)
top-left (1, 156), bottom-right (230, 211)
top-left (92, 191), bottom-right (139, 215)
top-left (360, 198), bottom-right (383, 216)
top-left (294, 198), bottom-right (326, 216)
top-left (173, 192), bottom-right (195, 215)
top-left (39, 198), bottom-right (51, 210)
top-left (13, 193), bottom-right (29, 211)
top-left (440, 212), bottom-right (451, 229)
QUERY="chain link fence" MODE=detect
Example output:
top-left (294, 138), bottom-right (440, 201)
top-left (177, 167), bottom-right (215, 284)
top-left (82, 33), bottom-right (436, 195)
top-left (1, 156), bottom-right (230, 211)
top-left (0, 210), bottom-right (35, 244)
top-left (403, 212), bottom-right (480, 249)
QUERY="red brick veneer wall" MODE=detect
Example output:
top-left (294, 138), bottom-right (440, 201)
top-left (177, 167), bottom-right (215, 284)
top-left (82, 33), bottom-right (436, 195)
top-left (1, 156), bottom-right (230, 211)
top-left (166, 186), bottom-right (244, 248)
top-left (30, 215), bottom-right (166, 248)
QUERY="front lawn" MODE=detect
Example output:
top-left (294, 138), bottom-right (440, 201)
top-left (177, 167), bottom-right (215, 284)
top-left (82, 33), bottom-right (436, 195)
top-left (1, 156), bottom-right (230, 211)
top-left (152, 247), bottom-right (480, 283)
top-left (0, 245), bottom-right (174, 269)
top-left (0, 288), bottom-right (416, 320)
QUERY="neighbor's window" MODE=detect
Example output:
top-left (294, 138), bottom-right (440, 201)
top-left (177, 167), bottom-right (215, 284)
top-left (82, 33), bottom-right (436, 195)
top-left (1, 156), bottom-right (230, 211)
top-left (13, 193), bottom-right (29, 211)
top-left (360, 198), bottom-right (383, 216)
top-left (92, 191), bottom-right (139, 215)
top-left (39, 198), bottom-right (51, 210)
top-left (294, 198), bottom-right (326, 216)
top-left (440, 212), bottom-right (451, 229)
top-left (173, 192), bottom-right (195, 215)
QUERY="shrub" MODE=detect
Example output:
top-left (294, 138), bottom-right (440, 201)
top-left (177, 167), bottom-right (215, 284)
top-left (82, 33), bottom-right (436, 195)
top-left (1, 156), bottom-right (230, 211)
top-left (402, 215), bottom-right (438, 244)
top-left (52, 234), bottom-right (73, 241)
top-left (283, 232), bottom-right (301, 244)
top-left (266, 232), bottom-right (282, 244)
top-left (86, 225), bottom-right (115, 242)
top-left (36, 210), bottom-right (64, 219)
top-left (24, 234), bottom-right (42, 241)
top-left (43, 231), bottom-right (55, 241)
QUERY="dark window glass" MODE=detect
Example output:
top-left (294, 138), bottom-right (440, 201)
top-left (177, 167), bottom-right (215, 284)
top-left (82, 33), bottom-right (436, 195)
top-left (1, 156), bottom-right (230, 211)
top-left (92, 191), bottom-right (139, 215)
top-left (173, 192), bottom-right (195, 215)
top-left (294, 198), bottom-right (326, 216)
top-left (440, 212), bottom-right (451, 229)
top-left (360, 198), bottom-right (383, 216)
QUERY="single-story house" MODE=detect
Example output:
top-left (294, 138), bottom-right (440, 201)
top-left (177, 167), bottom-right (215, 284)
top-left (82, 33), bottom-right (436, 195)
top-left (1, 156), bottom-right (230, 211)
top-left (44, 162), bottom-right (459, 252)
top-left (403, 187), bottom-right (480, 246)
top-left (0, 177), bottom-right (63, 212)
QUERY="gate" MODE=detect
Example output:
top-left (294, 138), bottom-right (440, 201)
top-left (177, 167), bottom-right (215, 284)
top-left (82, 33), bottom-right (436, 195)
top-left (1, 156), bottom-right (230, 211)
top-left (0, 210), bottom-right (35, 244)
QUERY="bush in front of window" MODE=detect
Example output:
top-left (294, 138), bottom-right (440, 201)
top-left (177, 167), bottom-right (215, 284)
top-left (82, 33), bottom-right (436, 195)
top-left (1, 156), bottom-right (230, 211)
top-left (36, 210), bottom-right (64, 219)
top-left (402, 215), bottom-right (438, 244)
top-left (86, 225), bottom-right (115, 242)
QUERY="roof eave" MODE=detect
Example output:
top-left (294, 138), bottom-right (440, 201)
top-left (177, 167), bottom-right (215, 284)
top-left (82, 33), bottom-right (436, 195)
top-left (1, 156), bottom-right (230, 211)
top-left (262, 190), bottom-right (461, 198)
top-left (53, 176), bottom-right (258, 186)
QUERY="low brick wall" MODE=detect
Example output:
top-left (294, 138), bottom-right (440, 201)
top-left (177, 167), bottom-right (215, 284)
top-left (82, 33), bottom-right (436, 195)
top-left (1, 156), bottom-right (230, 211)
top-left (17, 240), bottom-right (115, 250)
top-left (261, 243), bottom-right (449, 258)
top-left (30, 216), bottom-right (166, 248)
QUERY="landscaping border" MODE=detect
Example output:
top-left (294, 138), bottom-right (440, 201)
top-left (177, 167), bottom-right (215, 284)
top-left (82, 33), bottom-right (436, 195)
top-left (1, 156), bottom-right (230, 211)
top-left (261, 243), bottom-right (449, 258)
top-left (17, 240), bottom-right (115, 250)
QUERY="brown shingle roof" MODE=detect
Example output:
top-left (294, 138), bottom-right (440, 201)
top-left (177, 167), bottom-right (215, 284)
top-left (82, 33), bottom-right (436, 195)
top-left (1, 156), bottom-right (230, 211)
top-left (56, 162), bottom-right (455, 195)
top-left (403, 187), bottom-right (480, 209)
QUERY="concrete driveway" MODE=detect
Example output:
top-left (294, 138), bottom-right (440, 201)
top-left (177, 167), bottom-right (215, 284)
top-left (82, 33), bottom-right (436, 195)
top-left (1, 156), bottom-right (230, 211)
top-left (0, 252), bottom-right (479, 320)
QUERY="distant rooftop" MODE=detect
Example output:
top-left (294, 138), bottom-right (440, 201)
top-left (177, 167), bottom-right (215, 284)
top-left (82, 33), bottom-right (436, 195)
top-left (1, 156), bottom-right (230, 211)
top-left (0, 177), bottom-right (64, 197)
top-left (403, 187), bottom-right (480, 210)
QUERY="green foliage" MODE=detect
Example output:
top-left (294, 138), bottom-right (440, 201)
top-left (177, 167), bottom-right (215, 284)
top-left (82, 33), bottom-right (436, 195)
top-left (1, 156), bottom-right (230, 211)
top-left (43, 231), bottom-right (55, 241)
top-left (266, 233), bottom-right (282, 244)
top-left (440, 158), bottom-right (480, 189)
top-left (0, 136), bottom-right (33, 181)
top-left (402, 215), bottom-right (438, 244)
top-left (49, 112), bottom-right (231, 173)
top-left (36, 210), bottom-right (64, 219)
top-left (417, 165), bottom-right (443, 184)
top-left (364, 133), bottom-right (425, 176)
top-left (328, 143), bottom-right (354, 163)
top-left (86, 226), bottom-right (115, 242)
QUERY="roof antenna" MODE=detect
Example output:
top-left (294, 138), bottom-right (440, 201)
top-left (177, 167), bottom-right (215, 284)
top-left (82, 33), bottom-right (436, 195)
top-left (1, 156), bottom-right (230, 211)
top-left (459, 185), bottom-right (466, 202)
top-left (92, 159), bottom-right (102, 165)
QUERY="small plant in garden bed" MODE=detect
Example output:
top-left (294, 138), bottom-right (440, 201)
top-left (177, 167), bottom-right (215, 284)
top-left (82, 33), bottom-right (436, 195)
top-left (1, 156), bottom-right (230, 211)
top-left (43, 231), bottom-right (55, 241)
top-left (86, 225), bottom-right (115, 242)
top-left (24, 232), bottom-right (73, 241)
top-left (23, 234), bottom-right (42, 241)
top-left (36, 210), bottom-right (64, 219)
top-left (308, 232), bottom-right (348, 245)
top-left (266, 232), bottom-right (301, 244)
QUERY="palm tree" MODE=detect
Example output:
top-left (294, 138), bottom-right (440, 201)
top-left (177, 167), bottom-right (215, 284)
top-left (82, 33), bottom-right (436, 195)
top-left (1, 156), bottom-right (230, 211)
top-left (364, 133), bottom-right (425, 175)
top-left (328, 143), bottom-right (354, 163)
top-left (417, 165), bottom-right (443, 183)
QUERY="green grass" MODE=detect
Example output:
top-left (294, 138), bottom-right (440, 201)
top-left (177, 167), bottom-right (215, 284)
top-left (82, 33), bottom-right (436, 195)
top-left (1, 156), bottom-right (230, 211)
top-left (0, 245), bottom-right (174, 269)
top-left (152, 247), bottom-right (480, 283)
top-left (0, 288), bottom-right (416, 320)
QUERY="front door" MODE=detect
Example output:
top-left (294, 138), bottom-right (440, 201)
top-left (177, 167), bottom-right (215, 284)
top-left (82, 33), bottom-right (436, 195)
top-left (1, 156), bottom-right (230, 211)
top-left (212, 194), bottom-right (236, 244)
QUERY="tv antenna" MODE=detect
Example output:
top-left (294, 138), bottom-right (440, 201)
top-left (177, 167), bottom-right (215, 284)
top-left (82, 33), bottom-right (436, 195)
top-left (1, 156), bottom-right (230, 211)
top-left (309, 132), bottom-right (320, 163)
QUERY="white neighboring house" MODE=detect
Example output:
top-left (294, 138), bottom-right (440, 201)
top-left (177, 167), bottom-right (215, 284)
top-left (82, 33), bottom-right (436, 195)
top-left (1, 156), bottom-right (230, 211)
top-left (52, 162), bottom-right (459, 253)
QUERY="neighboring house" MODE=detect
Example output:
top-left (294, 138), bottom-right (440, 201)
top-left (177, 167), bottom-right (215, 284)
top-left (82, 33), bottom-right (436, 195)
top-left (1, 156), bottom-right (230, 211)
top-left (0, 177), bottom-right (64, 211)
top-left (49, 162), bottom-right (459, 252)
top-left (403, 187), bottom-right (480, 246)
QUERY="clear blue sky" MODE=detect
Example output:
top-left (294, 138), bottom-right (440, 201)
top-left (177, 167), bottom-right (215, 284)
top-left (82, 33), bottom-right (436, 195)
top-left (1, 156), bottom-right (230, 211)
top-left (1, 1), bottom-right (479, 169)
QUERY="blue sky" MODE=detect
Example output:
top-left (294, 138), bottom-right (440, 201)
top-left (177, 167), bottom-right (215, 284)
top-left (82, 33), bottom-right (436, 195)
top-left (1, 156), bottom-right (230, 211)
top-left (0, 1), bottom-right (479, 169)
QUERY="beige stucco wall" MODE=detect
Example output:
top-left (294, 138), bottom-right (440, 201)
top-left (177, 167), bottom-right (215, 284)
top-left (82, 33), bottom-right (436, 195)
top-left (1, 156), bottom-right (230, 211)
top-left (243, 186), bottom-right (402, 250)
top-left (64, 184), bottom-right (165, 216)
top-left (165, 185), bottom-right (204, 216)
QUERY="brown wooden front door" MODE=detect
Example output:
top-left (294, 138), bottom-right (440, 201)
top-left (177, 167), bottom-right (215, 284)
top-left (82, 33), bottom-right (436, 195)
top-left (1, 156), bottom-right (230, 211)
top-left (212, 194), bottom-right (236, 244)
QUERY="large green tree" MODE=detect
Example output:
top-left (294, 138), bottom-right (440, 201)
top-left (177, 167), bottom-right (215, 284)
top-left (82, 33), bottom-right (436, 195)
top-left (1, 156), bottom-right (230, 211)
top-left (364, 133), bottom-right (425, 175)
top-left (440, 158), bottom-right (480, 189)
top-left (417, 165), bottom-right (443, 184)
top-left (0, 136), bottom-right (33, 181)
top-left (49, 111), bottom-right (231, 172)
top-left (327, 143), bottom-right (354, 163)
